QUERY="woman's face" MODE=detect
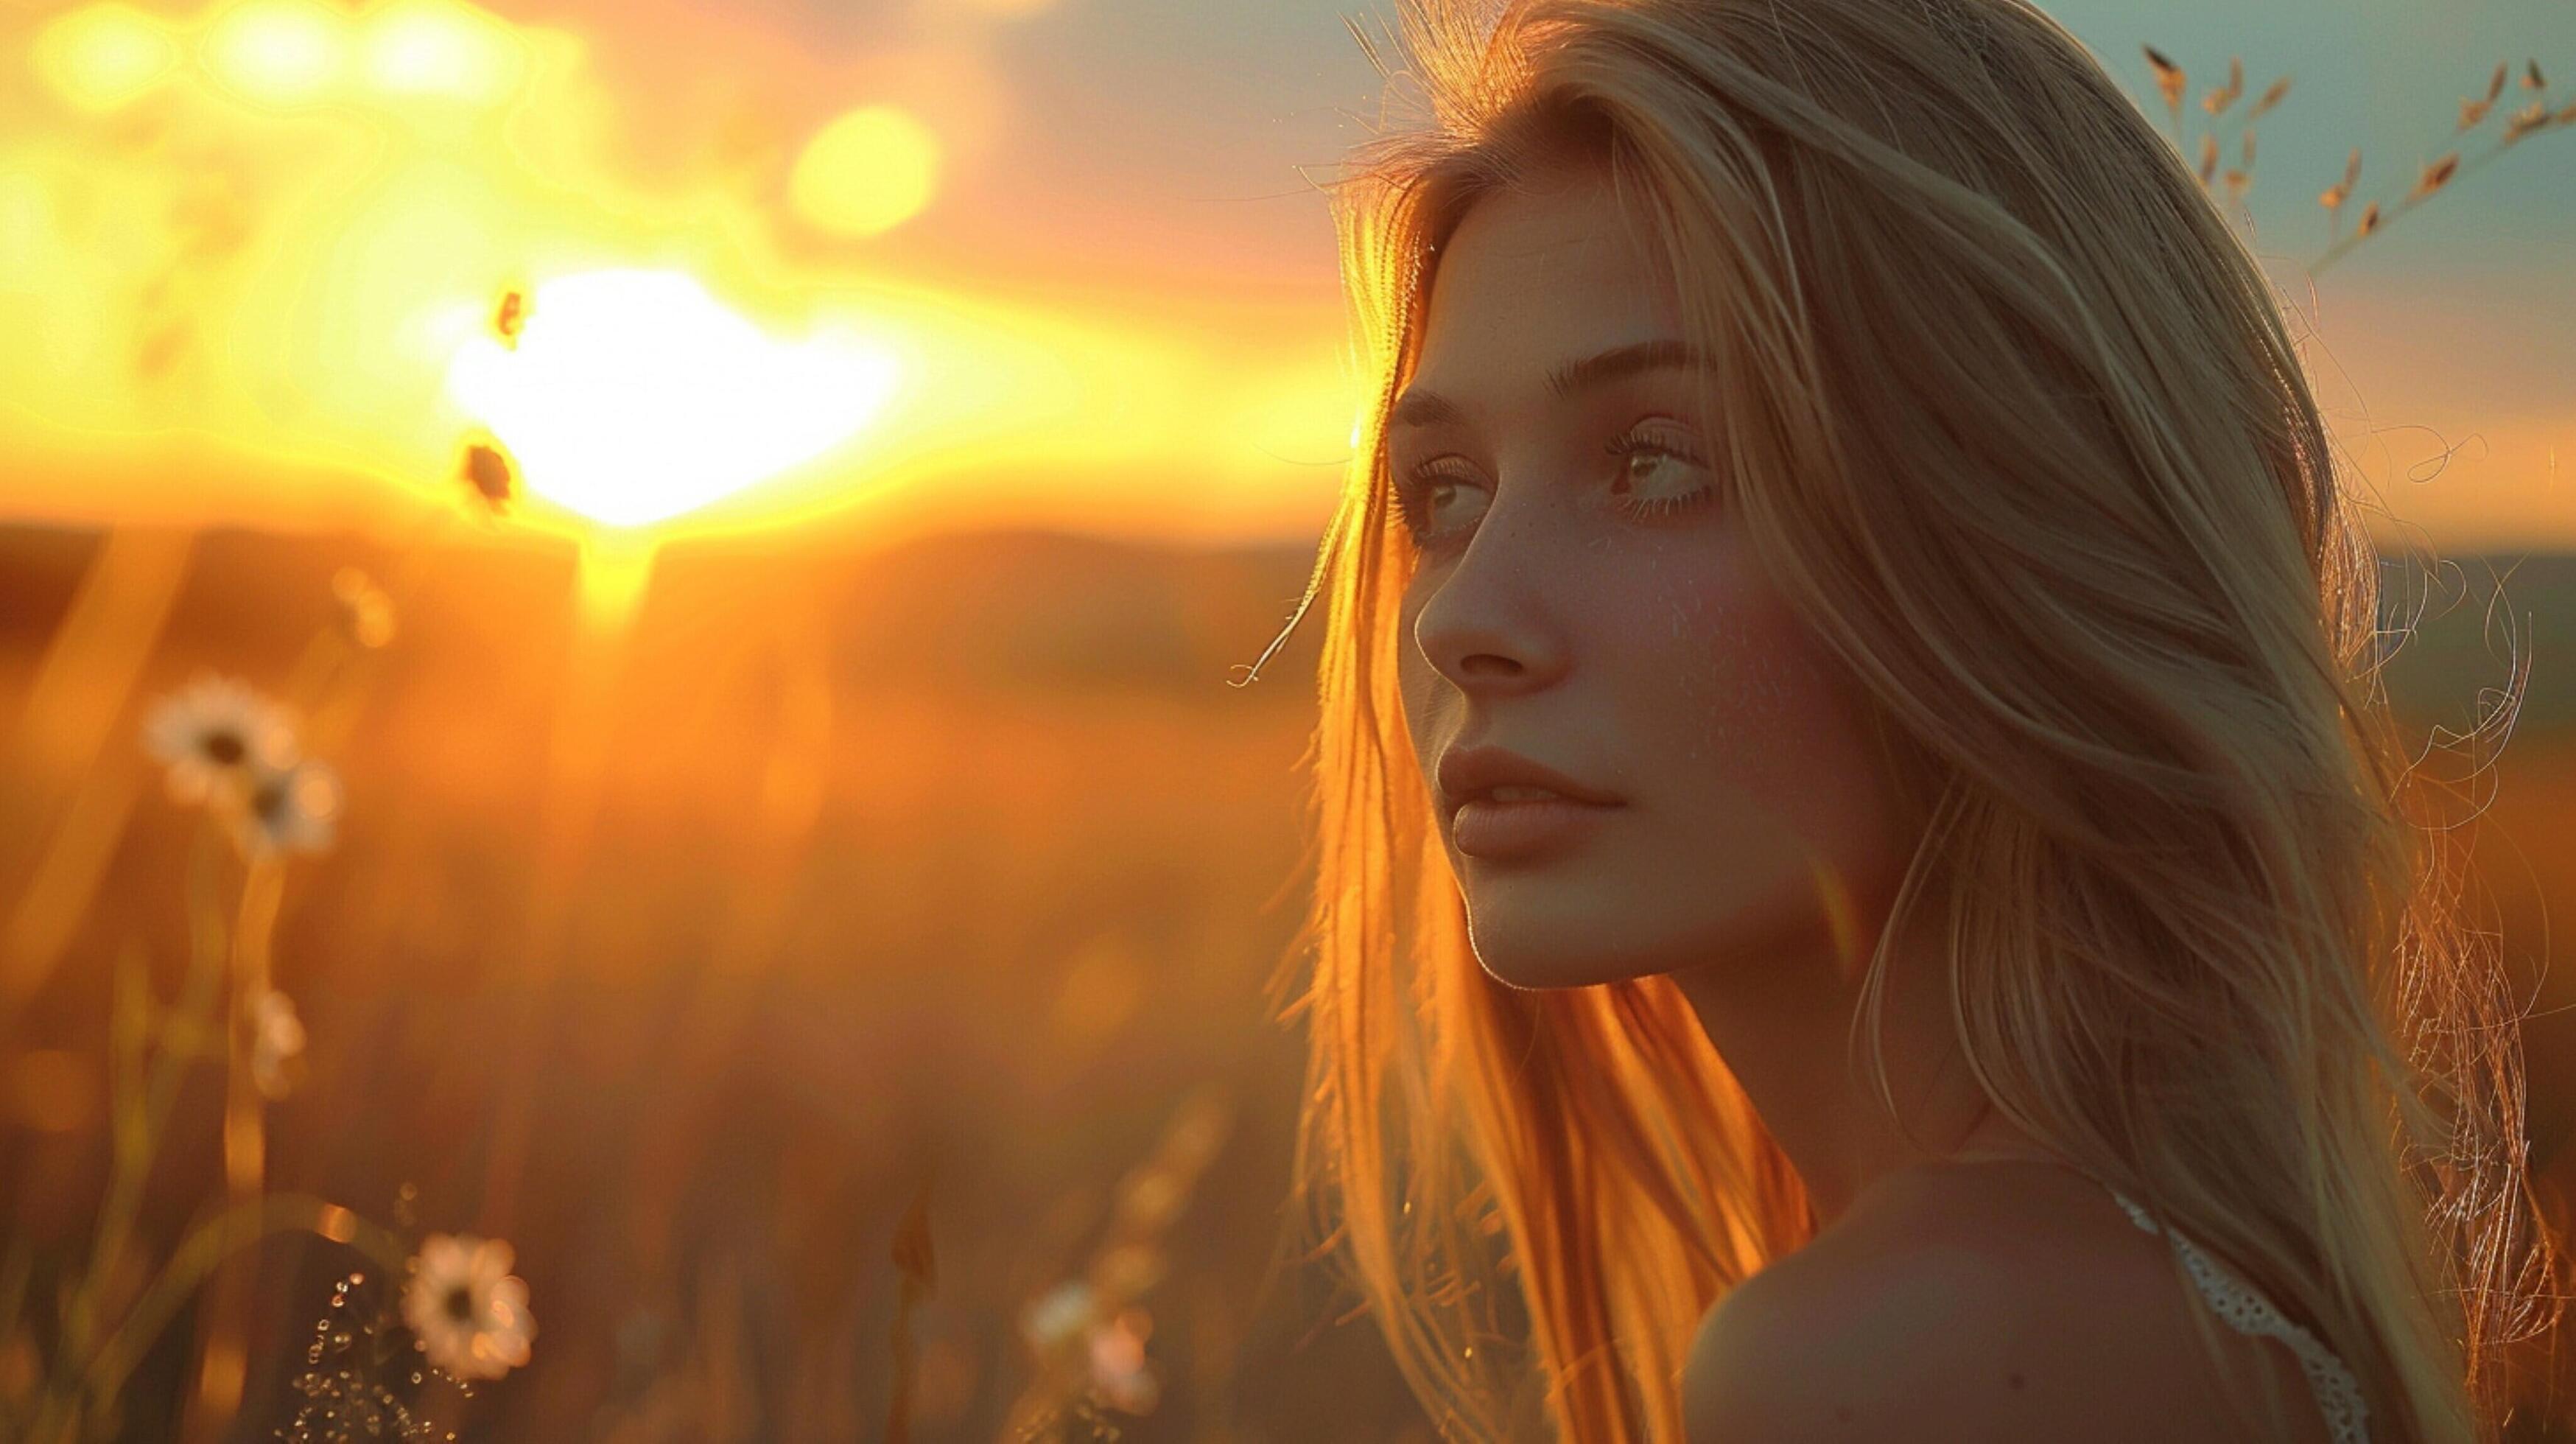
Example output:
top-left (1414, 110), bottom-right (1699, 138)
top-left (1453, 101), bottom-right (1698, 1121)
top-left (1393, 164), bottom-right (1910, 991)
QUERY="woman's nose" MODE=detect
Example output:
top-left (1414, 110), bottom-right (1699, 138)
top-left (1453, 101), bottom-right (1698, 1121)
top-left (1408, 494), bottom-right (1572, 693)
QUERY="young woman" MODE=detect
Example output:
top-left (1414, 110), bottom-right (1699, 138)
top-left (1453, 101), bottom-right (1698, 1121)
top-left (1247, 0), bottom-right (2565, 1439)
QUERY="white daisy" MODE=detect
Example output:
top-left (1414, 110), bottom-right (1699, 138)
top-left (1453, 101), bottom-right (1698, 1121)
top-left (250, 989), bottom-right (306, 1100)
top-left (141, 676), bottom-right (297, 806)
top-left (1086, 1307), bottom-right (1159, 1415)
top-left (402, 1233), bottom-right (536, 1381)
top-left (236, 758), bottom-right (341, 858)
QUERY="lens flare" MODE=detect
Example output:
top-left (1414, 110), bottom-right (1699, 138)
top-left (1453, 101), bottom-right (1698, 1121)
top-left (443, 268), bottom-right (902, 529)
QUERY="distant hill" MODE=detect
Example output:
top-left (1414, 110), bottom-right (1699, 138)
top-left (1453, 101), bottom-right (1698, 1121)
top-left (0, 522), bottom-right (1330, 705)
top-left (2376, 551), bottom-right (2576, 737)
top-left (1, 523), bottom-right (2569, 733)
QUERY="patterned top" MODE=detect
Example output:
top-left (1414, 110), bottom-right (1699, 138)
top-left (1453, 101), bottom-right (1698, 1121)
top-left (2102, 1184), bottom-right (2370, 1443)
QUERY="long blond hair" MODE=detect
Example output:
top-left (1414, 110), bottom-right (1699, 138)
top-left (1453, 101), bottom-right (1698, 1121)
top-left (1251, 0), bottom-right (2563, 1439)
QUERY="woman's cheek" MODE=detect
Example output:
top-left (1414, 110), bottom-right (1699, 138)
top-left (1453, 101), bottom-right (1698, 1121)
top-left (1610, 550), bottom-right (1895, 887)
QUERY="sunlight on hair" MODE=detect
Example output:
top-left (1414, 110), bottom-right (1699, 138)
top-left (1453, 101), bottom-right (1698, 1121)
top-left (443, 267), bottom-right (902, 528)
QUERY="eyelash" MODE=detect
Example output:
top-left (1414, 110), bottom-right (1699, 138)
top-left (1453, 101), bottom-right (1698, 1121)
top-left (1391, 426), bottom-right (1716, 549)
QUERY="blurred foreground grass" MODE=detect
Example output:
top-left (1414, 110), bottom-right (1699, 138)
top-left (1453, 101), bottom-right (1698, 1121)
top-left (1, 523), bottom-right (2573, 1440)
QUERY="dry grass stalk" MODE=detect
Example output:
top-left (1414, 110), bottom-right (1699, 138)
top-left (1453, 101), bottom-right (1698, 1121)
top-left (3, 514), bottom-right (519, 1442)
top-left (2204, 55), bottom-right (2245, 116)
top-left (1001, 1086), bottom-right (1235, 1441)
top-left (2145, 43), bottom-right (2575, 276)
top-left (2144, 44), bottom-right (2186, 130)
top-left (885, 1177), bottom-right (938, 1444)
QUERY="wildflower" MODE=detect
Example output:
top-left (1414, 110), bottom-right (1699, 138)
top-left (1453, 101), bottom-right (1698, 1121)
top-left (331, 567), bottom-right (396, 648)
top-left (143, 676), bottom-right (298, 807)
top-left (1086, 1307), bottom-right (1158, 1415)
top-left (250, 989), bottom-right (306, 1100)
top-left (401, 1234), bottom-right (536, 1381)
top-left (282, 1273), bottom-right (440, 1442)
top-left (236, 759), bottom-right (341, 858)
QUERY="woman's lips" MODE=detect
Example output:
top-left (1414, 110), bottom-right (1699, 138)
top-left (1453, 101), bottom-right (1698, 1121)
top-left (1451, 795), bottom-right (1621, 860)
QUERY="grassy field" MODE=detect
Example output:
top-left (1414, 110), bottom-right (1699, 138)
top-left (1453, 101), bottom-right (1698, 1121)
top-left (2, 522), bottom-right (2572, 1440)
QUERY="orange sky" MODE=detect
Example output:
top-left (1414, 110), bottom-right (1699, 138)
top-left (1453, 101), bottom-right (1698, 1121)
top-left (0, 0), bottom-right (2566, 555)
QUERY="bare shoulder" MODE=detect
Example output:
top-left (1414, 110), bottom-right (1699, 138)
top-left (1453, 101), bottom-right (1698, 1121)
top-left (1682, 1163), bottom-right (2312, 1444)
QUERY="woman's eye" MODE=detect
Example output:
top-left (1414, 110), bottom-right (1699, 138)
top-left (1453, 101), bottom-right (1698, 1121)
top-left (1393, 425), bottom-right (1713, 548)
top-left (1393, 467), bottom-right (1488, 545)
top-left (1603, 430), bottom-right (1716, 519)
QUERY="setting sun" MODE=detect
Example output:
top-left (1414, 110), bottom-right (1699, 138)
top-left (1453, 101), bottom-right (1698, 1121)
top-left (443, 269), bottom-right (903, 529)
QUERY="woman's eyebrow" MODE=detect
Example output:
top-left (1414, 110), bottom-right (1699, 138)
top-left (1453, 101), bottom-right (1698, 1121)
top-left (1386, 338), bottom-right (1713, 432)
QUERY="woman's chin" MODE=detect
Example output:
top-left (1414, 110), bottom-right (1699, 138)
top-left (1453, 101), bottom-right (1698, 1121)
top-left (1464, 911), bottom-right (1660, 992)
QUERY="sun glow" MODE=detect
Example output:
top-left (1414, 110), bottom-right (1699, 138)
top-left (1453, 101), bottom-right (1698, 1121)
top-left (444, 269), bottom-right (904, 529)
top-left (0, 0), bottom-right (1371, 550)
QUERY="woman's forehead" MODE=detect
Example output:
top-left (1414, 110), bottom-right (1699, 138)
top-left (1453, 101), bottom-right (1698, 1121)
top-left (1414, 206), bottom-right (1682, 386)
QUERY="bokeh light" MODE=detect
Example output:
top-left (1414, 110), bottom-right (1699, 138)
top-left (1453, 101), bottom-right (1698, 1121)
top-left (789, 105), bottom-right (942, 238)
top-left (203, 0), bottom-right (351, 108)
top-left (29, 5), bottom-right (183, 113)
top-left (357, 0), bottom-right (524, 104)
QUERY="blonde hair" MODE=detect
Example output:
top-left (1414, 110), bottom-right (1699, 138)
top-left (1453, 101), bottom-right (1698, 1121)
top-left (1249, 0), bottom-right (2567, 1440)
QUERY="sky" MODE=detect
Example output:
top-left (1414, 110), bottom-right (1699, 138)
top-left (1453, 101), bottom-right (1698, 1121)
top-left (0, 0), bottom-right (2568, 553)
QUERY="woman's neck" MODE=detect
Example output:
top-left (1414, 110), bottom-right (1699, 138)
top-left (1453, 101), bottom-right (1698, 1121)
top-left (1665, 901), bottom-right (2063, 1233)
